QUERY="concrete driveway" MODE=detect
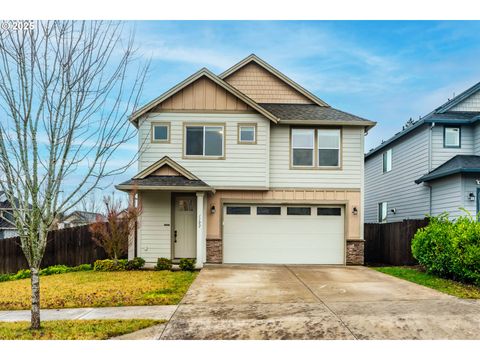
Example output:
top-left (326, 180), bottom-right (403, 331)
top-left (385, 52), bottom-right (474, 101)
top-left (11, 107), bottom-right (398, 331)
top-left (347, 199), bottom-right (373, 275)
top-left (160, 265), bottom-right (480, 340)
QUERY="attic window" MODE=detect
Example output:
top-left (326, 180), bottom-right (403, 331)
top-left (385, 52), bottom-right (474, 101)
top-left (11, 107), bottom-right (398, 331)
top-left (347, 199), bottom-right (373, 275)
top-left (444, 127), bottom-right (460, 148)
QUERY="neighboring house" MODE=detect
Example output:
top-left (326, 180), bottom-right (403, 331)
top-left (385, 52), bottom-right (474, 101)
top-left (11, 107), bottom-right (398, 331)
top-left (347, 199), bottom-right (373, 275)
top-left (58, 211), bottom-right (105, 229)
top-left (365, 81), bottom-right (480, 223)
top-left (116, 54), bottom-right (375, 268)
top-left (0, 191), bottom-right (17, 240)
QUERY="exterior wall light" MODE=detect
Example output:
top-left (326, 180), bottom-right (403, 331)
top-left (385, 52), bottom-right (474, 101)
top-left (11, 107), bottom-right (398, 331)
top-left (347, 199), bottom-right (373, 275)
top-left (352, 206), bottom-right (358, 215)
top-left (210, 205), bottom-right (216, 214)
top-left (391, 208), bottom-right (397, 214)
top-left (468, 192), bottom-right (476, 201)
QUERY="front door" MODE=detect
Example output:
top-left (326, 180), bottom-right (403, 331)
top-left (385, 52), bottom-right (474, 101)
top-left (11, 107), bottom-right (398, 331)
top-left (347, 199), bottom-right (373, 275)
top-left (174, 196), bottom-right (197, 258)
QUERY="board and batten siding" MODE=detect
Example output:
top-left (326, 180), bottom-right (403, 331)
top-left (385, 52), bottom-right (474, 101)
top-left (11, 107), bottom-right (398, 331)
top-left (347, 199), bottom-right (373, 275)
top-left (450, 90), bottom-right (480, 111)
top-left (269, 125), bottom-right (364, 188)
top-left (430, 174), bottom-right (463, 218)
top-left (364, 125), bottom-right (430, 223)
top-left (138, 112), bottom-right (269, 188)
top-left (431, 125), bottom-right (474, 169)
top-left (138, 191), bottom-right (171, 263)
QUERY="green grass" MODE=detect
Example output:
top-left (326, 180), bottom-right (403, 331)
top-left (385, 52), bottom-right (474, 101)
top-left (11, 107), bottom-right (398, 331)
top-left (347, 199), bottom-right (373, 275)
top-left (0, 270), bottom-right (197, 310)
top-left (0, 319), bottom-right (163, 340)
top-left (373, 266), bottom-right (480, 299)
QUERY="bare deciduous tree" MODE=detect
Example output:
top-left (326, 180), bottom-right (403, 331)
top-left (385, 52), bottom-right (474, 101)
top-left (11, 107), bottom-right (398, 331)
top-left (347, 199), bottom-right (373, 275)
top-left (0, 21), bottom-right (148, 329)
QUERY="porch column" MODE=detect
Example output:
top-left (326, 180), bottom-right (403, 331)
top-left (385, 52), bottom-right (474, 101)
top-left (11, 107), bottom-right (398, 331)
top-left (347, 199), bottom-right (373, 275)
top-left (196, 192), bottom-right (205, 269)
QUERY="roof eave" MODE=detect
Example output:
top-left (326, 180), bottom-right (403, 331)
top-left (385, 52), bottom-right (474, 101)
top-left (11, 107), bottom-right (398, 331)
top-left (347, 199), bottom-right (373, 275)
top-left (279, 119), bottom-right (376, 129)
top-left (415, 168), bottom-right (480, 184)
top-left (115, 184), bottom-right (215, 193)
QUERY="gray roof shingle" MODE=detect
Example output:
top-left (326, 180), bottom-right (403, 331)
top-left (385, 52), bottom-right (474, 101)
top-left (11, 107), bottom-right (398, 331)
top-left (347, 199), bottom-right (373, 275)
top-left (415, 155), bottom-right (480, 183)
top-left (118, 176), bottom-right (209, 188)
top-left (258, 103), bottom-right (374, 124)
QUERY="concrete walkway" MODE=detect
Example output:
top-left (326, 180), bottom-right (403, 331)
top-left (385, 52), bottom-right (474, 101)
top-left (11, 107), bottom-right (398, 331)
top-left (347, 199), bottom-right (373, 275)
top-left (0, 305), bottom-right (177, 322)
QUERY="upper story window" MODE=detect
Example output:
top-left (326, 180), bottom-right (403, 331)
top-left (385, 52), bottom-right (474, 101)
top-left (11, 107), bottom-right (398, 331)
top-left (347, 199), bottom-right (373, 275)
top-left (382, 149), bottom-right (392, 173)
top-left (378, 202), bottom-right (388, 223)
top-left (291, 128), bottom-right (341, 168)
top-left (238, 124), bottom-right (256, 144)
top-left (151, 122), bottom-right (170, 143)
top-left (185, 124), bottom-right (224, 158)
top-left (444, 126), bottom-right (461, 148)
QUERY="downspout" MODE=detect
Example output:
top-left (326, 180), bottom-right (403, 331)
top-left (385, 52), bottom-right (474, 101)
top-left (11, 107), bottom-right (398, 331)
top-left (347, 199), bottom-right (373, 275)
top-left (427, 122), bottom-right (436, 215)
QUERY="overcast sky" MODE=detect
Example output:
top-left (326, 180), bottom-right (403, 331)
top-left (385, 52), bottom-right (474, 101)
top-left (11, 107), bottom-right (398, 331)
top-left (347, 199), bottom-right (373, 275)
top-left (108, 20), bottom-right (480, 189)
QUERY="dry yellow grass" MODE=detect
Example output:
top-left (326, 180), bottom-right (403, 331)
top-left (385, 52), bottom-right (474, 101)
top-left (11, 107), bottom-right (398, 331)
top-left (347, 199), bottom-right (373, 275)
top-left (0, 270), bottom-right (197, 310)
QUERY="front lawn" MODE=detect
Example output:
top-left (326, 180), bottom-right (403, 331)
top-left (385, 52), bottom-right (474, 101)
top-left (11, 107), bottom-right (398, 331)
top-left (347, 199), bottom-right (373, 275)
top-left (0, 270), bottom-right (197, 310)
top-left (0, 319), bottom-right (162, 340)
top-left (374, 266), bottom-right (480, 299)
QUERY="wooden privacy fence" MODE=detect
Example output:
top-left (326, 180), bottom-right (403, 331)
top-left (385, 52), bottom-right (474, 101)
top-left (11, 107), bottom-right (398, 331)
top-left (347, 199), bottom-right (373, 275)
top-left (0, 224), bottom-right (108, 274)
top-left (364, 219), bottom-right (429, 266)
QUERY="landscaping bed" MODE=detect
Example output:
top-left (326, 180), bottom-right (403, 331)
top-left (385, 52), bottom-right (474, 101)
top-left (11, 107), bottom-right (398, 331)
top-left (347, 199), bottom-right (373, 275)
top-left (0, 319), bottom-right (162, 340)
top-left (0, 270), bottom-right (197, 310)
top-left (374, 266), bottom-right (480, 299)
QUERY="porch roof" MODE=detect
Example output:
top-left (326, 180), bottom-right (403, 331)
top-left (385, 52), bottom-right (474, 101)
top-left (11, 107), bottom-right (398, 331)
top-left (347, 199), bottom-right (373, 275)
top-left (115, 175), bottom-right (213, 192)
top-left (415, 155), bottom-right (480, 184)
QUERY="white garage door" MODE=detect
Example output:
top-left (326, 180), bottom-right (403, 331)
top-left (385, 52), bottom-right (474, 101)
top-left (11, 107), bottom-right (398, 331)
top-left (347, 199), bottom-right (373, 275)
top-left (223, 204), bottom-right (345, 264)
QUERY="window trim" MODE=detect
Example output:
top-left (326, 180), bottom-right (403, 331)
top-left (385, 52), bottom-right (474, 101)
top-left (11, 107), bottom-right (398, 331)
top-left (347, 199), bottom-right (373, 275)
top-left (151, 122), bottom-right (170, 143)
top-left (290, 127), bottom-right (342, 170)
top-left (238, 123), bottom-right (257, 144)
top-left (382, 149), bottom-right (392, 173)
top-left (183, 122), bottom-right (226, 160)
top-left (443, 126), bottom-right (461, 148)
top-left (291, 128), bottom-right (315, 168)
top-left (378, 202), bottom-right (388, 223)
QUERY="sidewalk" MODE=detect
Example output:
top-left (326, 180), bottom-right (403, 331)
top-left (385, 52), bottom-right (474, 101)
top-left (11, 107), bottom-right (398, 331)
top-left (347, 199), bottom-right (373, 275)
top-left (0, 305), bottom-right (177, 322)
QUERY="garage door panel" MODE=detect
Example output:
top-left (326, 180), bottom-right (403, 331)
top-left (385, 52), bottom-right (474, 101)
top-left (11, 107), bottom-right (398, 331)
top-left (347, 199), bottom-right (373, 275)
top-left (223, 204), bottom-right (344, 265)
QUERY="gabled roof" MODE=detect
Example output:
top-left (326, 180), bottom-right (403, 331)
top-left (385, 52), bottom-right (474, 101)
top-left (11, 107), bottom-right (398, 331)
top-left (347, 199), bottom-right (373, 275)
top-left (128, 68), bottom-right (279, 126)
top-left (365, 82), bottom-right (480, 159)
top-left (435, 81), bottom-right (480, 113)
top-left (259, 103), bottom-right (375, 129)
top-left (415, 155), bottom-right (480, 184)
top-left (134, 156), bottom-right (200, 180)
top-left (219, 54), bottom-right (329, 107)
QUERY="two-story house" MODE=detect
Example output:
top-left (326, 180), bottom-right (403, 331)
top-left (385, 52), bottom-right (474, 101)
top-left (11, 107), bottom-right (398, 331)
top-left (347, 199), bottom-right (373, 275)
top-left (116, 55), bottom-right (375, 267)
top-left (365, 81), bottom-right (480, 223)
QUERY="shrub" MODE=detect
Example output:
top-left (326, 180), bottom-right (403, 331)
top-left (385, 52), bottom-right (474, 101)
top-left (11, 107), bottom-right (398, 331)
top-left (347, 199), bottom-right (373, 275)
top-left (155, 257), bottom-right (172, 271)
top-left (93, 259), bottom-right (128, 271)
top-left (126, 257), bottom-right (145, 270)
top-left (0, 264), bottom-right (93, 283)
top-left (179, 258), bottom-right (196, 272)
top-left (412, 211), bottom-right (480, 285)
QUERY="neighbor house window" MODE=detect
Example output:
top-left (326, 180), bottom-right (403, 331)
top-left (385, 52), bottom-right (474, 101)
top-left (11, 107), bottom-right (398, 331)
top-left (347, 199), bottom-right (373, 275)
top-left (383, 149), bottom-right (392, 173)
top-left (238, 124), bottom-right (256, 144)
top-left (291, 128), bottom-right (341, 168)
top-left (151, 122), bottom-right (170, 143)
top-left (378, 202), bottom-right (388, 223)
top-left (318, 129), bottom-right (341, 167)
top-left (444, 127), bottom-right (461, 148)
top-left (291, 129), bottom-right (315, 167)
top-left (185, 125), bottom-right (224, 157)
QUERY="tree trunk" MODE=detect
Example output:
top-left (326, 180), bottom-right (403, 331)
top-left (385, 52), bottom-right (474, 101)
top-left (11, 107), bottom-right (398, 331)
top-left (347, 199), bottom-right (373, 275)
top-left (30, 267), bottom-right (41, 329)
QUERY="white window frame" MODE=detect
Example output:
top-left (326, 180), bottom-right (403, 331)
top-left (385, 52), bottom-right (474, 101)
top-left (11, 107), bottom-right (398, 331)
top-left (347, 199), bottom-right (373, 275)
top-left (383, 149), bottom-right (392, 173)
top-left (317, 129), bottom-right (341, 168)
top-left (378, 202), bottom-right (388, 223)
top-left (291, 129), bottom-right (315, 167)
top-left (238, 124), bottom-right (257, 144)
top-left (184, 124), bottom-right (225, 158)
top-left (444, 126), bottom-right (461, 148)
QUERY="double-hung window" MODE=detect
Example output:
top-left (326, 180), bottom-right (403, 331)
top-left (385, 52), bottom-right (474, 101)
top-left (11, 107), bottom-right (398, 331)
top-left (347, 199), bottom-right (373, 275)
top-left (291, 128), bottom-right (341, 168)
top-left (444, 127), bottom-right (460, 148)
top-left (292, 129), bottom-right (315, 167)
top-left (185, 125), bottom-right (224, 158)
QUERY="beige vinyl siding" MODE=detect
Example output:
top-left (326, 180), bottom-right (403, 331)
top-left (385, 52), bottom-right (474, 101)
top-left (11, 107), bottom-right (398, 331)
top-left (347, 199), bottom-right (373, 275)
top-left (138, 112), bottom-right (269, 188)
top-left (224, 62), bottom-right (313, 104)
top-left (364, 125), bottom-right (430, 223)
top-left (431, 174), bottom-right (463, 218)
top-left (450, 90), bottom-right (480, 111)
top-left (431, 125), bottom-right (474, 169)
top-left (138, 191), bottom-right (171, 263)
top-left (269, 125), bottom-right (363, 188)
